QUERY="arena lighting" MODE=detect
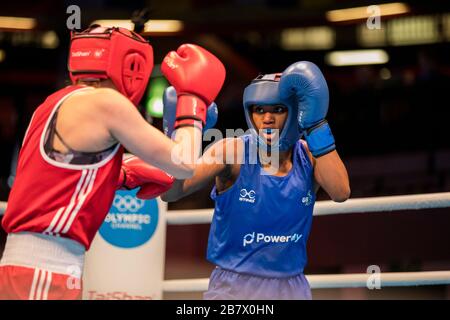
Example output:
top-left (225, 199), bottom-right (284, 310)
top-left (281, 26), bottom-right (335, 50)
top-left (326, 3), bottom-right (410, 22)
top-left (92, 19), bottom-right (184, 33)
top-left (325, 49), bottom-right (389, 66)
top-left (0, 16), bottom-right (36, 30)
top-left (0, 50), bottom-right (5, 63)
top-left (388, 15), bottom-right (439, 46)
top-left (145, 77), bottom-right (168, 118)
top-left (41, 31), bottom-right (59, 49)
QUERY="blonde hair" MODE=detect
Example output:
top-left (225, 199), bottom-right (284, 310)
top-left (76, 78), bottom-right (102, 87)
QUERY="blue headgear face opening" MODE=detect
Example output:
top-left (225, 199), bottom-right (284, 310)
top-left (243, 74), bottom-right (301, 151)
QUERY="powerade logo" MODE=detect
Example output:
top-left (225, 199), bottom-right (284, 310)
top-left (99, 190), bottom-right (158, 248)
top-left (242, 232), bottom-right (303, 247)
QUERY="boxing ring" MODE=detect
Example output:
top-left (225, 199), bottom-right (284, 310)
top-left (1, 192), bottom-right (450, 296)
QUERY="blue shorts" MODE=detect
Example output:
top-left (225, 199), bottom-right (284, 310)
top-left (203, 267), bottom-right (312, 300)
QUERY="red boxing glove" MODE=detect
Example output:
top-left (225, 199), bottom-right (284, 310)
top-left (117, 156), bottom-right (174, 199)
top-left (161, 44), bottom-right (226, 130)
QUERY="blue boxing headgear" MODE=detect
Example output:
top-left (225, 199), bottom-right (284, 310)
top-left (243, 73), bottom-right (301, 151)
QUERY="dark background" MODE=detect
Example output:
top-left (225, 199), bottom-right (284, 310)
top-left (0, 0), bottom-right (449, 299)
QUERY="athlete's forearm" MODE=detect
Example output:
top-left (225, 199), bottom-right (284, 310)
top-left (169, 126), bottom-right (203, 178)
top-left (313, 150), bottom-right (350, 202)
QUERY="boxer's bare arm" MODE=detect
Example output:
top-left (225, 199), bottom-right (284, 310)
top-left (301, 140), bottom-right (350, 202)
top-left (106, 89), bottom-right (203, 179)
top-left (162, 137), bottom-right (243, 202)
top-left (64, 88), bottom-right (201, 179)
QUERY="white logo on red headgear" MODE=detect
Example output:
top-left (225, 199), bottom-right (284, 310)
top-left (68, 26), bottom-right (154, 106)
top-left (94, 49), bottom-right (105, 58)
top-left (71, 51), bottom-right (91, 57)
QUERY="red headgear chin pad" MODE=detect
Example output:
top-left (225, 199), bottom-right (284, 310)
top-left (68, 26), bottom-right (154, 106)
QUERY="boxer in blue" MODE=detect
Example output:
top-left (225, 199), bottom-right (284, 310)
top-left (162, 61), bottom-right (350, 300)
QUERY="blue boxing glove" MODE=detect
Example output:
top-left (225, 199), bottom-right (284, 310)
top-left (163, 86), bottom-right (218, 138)
top-left (279, 61), bottom-right (335, 157)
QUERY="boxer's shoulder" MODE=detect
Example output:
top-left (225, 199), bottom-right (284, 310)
top-left (61, 87), bottom-right (133, 119)
top-left (299, 138), bottom-right (315, 167)
top-left (69, 87), bottom-right (125, 105)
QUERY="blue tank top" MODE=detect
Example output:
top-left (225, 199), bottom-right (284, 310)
top-left (207, 135), bottom-right (315, 277)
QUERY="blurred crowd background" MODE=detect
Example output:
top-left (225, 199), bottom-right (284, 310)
top-left (0, 0), bottom-right (449, 299)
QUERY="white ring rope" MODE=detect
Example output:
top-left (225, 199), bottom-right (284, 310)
top-left (1, 192), bottom-right (449, 292)
top-left (163, 192), bottom-right (450, 225)
top-left (161, 192), bottom-right (450, 292)
top-left (163, 271), bottom-right (450, 292)
top-left (1, 192), bottom-right (449, 219)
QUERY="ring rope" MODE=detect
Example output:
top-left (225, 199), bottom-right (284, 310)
top-left (163, 192), bottom-right (450, 225)
top-left (163, 271), bottom-right (450, 292)
top-left (1, 192), bottom-right (449, 218)
top-left (1, 193), bottom-right (449, 294)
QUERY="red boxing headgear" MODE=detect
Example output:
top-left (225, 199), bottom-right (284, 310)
top-left (68, 26), bottom-right (154, 106)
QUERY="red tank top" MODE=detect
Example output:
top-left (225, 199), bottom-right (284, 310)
top-left (2, 85), bottom-right (123, 249)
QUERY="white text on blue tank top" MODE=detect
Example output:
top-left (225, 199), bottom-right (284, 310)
top-left (302, 190), bottom-right (313, 206)
top-left (242, 232), bottom-right (303, 247)
top-left (239, 188), bottom-right (256, 203)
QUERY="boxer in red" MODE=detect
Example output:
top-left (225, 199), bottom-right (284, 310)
top-left (0, 25), bottom-right (226, 299)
